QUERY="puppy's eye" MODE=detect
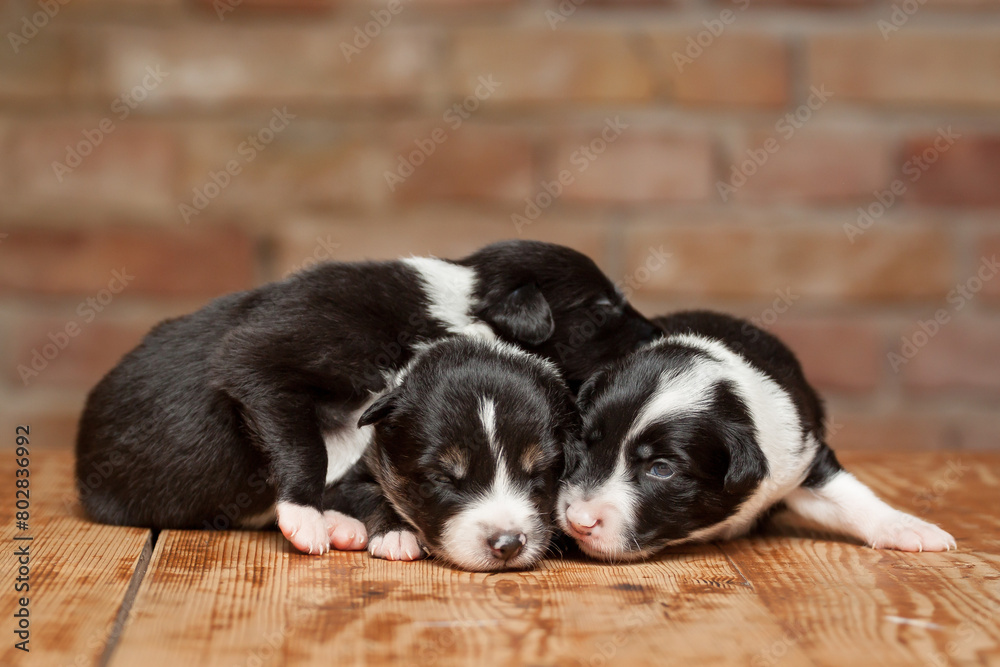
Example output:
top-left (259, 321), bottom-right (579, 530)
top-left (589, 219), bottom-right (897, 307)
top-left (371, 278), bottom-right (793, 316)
top-left (594, 297), bottom-right (613, 308)
top-left (646, 459), bottom-right (675, 480)
top-left (427, 472), bottom-right (453, 486)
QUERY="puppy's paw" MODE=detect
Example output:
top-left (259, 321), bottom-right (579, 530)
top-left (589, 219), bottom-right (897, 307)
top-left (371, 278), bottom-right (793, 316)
top-left (324, 510), bottom-right (367, 551)
top-left (277, 502), bottom-right (330, 555)
top-left (870, 512), bottom-right (957, 552)
top-left (368, 530), bottom-right (427, 561)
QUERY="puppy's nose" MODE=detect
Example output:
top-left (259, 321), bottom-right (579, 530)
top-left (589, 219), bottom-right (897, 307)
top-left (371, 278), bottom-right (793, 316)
top-left (488, 532), bottom-right (526, 561)
top-left (566, 504), bottom-right (601, 537)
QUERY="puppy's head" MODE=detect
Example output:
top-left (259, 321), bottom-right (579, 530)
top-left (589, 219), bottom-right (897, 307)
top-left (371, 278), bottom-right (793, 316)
top-left (460, 241), bottom-right (659, 383)
top-left (557, 337), bottom-right (770, 561)
top-left (359, 337), bottom-right (577, 571)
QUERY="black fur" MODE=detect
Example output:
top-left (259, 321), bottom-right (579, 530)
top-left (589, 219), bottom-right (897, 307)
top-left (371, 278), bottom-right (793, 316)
top-left (561, 310), bottom-right (843, 557)
top-left (328, 337), bottom-right (578, 570)
top-left (75, 240), bottom-right (656, 537)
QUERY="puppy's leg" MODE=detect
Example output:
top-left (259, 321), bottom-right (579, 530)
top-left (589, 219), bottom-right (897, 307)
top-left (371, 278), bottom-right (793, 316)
top-left (229, 389), bottom-right (333, 555)
top-left (325, 462), bottom-right (427, 562)
top-left (785, 448), bottom-right (956, 552)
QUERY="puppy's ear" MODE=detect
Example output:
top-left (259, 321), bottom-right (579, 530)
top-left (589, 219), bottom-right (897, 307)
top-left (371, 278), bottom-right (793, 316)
top-left (479, 283), bottom-right (555, 346)
top-left (722, 423), bottom-right (768, 496)
top-left (576, 369), bottom-right (608, 413)
top-left (358, 391), bottom-right (399, 427)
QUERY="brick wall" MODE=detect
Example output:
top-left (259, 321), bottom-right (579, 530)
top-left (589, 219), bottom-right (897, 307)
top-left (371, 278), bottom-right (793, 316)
top-left (1, 0), bottom-right (998, 451)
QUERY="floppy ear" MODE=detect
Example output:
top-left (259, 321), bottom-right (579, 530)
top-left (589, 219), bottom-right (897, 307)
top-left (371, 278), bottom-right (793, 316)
top-left (576, 369), bottom-right (608, 414)
top-left (358, 391), bottom-right (399, 427)
top-left (479, 283), bottom-right (554, 346)
top-left (722, 422), bottom-right (768, 496)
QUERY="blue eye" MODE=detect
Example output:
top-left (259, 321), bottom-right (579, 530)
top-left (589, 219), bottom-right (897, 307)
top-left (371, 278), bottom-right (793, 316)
top-left (646, 460), bottom-right (674, 480)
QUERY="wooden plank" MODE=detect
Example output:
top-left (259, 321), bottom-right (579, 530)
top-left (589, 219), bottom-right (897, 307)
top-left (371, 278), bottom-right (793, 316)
top-left (111, 531), bottom-right (807, 667)
top-left (0, 448), bottom-right (153, 667)
top-left (722, 452), bottom-right (1000, 667)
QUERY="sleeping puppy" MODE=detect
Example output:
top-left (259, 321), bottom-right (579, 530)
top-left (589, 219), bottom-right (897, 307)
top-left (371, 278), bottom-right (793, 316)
top-left (558, 310), bottom-right (956, 560)
top-left (76, 240), bottom-right (656, 555)
top-left (325, 336), bottom-right (576, 571)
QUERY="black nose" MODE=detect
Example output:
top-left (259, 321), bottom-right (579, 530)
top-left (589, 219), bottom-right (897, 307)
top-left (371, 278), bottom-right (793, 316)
top-left (488, 532), bottom-right (526, 561)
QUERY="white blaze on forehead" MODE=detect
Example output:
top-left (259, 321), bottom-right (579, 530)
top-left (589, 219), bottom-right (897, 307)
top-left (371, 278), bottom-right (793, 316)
top-left (479, 397), bottom-right (499, 455)
top-left (626, 358), bottom-right (721, 443)
top-left (401, 256), bottom-right (495, 339)
top-left (438, 397), bottom-right (546, 571)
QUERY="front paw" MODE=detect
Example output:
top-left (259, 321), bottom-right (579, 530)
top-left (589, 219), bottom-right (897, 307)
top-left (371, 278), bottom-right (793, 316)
top-left (323, 510), bottom-right (368, 551)
top-left (870, 513), bottom-right (957, 552)
top-left (277, 502), bottom-right (330, 555)
top-left (368, 530), bottom-right (427, 561)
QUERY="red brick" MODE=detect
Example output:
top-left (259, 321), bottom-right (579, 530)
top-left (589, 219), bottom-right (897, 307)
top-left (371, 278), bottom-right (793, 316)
top-left (0, 228), bottom-right (256, 297)
top-left (270, 212), bottom-right (612, 279)
top-left (193, 0), bottom-right (339, 17)
top-left (729, 130), bottom-right (893, 203)
top-left (388, 126), bottom-right (533, 203)
top-left (180, 123), bottom-right (386, 214)
top-left (9, 123), bottom-right (177, 216)
top-left (769, 320), bottom-right (884, 393)
top-left (979, 236), bottom-right (1000, 301)
top-left (808, 31), bottom-right (1000, 108)
top-left (623, 222), bottom-right (954, 301)
top-left (899, 320), bottom-right (1000, 394)
top-left (554, 131), bottom-right (713, 203)
top-left (102, 26), bottom-right (434, 106)
top-left (0, 28), bottom-right (89, 100)
top-left (9, 315), bottom-right (159, 390)
top-left (647, 32), bottom-right (789, 108)
top-left (903, 134), bottom-right (1000, 207)
top-left (449, 29), bottom-right (653, 104)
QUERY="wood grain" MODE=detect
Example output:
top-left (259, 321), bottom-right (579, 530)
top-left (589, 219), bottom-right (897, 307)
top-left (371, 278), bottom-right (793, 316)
top-left (0, 449), bottom-right (152, 667)
top-left (722, 452), bottom-right (1000, 667)
top-left (110, 532), bottom-right (807, 667)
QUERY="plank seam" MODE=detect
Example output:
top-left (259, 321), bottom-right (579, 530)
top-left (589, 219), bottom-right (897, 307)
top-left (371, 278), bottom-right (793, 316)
top-left (717, 544), bottom-right (755, 590)
top-left (98, 529), bottom-right (158, 667)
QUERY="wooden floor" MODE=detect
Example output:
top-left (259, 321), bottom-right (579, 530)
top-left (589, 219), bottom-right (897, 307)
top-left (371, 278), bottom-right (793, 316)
top-left (3, 450), bottom-right (999, 667)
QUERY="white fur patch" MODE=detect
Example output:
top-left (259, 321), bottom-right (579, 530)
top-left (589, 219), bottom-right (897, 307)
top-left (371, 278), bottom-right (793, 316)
top-left (438, 406), bottom-right (546, 570)
top-left (401, 257), bottom-right (495, 339)
top-left (322, 399), bottom-right (378, 486)
top-left (784, 471), bottom-right (956, 552)
top-left (558, 448), bottom-right (642, 560)
top-left (479, 398), bottom-right (498, 455)
top-left (649, 333), bottom-right (815, 544)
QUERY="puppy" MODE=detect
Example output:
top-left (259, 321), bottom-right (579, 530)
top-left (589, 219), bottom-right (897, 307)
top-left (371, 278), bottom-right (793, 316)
top-left (76, 240), bottom-right (656, 555)
top-left (326, 336), bottom-right (576, 571)
top-left (558, 310), bottom-right (956, 560)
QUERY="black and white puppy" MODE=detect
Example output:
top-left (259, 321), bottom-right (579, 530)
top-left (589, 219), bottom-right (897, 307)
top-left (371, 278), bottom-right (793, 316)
top-left (76, 240), bottom-right (656, 555)
top-left (558, 310), bottom-right (956, 560)
top-left (326, 336), bottom-right (576, 571)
